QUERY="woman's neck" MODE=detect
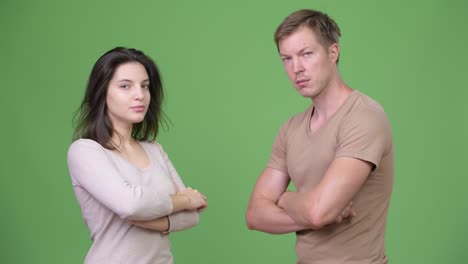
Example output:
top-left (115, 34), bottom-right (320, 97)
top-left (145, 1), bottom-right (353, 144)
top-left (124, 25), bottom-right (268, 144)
top-left (109, 122), bottom-right (135, 151)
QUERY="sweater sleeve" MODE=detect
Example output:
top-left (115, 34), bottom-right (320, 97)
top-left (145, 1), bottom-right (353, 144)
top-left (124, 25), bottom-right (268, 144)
top-left (156, 144), bottom-right (199, 232)
top-left (67, 139), bottom-right (173, 221)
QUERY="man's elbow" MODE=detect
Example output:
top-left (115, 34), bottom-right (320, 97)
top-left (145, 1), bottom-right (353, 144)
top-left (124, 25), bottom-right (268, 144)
top-left (245, 212), bottom-right (279, 234)
top-left (245, 208), bottom-right (260, 230)
top-left (305, 207), bottom-right (334, 229)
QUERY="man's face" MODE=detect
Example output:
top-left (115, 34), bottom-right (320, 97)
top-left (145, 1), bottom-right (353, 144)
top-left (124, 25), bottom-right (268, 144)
top-left (278, 26), bottom-right (337, 99)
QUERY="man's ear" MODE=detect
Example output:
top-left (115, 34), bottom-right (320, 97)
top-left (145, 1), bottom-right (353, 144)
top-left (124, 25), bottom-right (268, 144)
top-left (328, 43), bottom-right (340, 64)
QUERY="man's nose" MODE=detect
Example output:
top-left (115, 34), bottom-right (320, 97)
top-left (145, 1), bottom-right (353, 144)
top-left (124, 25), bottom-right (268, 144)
top-left (293, 59), bottom-right (304, 74)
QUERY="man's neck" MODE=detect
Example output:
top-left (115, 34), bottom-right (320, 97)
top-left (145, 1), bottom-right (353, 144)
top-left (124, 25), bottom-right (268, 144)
top-left (310, 79), bottom-right (353, 122)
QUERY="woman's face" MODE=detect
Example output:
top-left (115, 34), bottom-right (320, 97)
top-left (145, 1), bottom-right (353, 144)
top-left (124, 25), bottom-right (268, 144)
top-left (105, 62), bottom-right (151, 129)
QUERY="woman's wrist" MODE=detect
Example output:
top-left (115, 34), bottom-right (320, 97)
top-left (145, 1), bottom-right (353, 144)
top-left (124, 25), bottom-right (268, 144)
top-left (161, 216), bottom-right (170, 233)
top-left (170, 193), bottom-right (190, 213)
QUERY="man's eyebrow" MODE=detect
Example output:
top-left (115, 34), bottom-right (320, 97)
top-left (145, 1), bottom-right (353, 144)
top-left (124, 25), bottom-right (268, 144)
top-left (280, 47), bottom-right (310, 57)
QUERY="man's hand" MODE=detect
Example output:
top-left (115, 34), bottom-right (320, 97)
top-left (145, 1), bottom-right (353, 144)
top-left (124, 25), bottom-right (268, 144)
top-left (335, 201), bottom-right (356, 224)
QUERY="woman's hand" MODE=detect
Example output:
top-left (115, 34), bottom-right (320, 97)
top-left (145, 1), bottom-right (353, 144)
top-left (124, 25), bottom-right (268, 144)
top-left (170, 187), bottom-right (208, 213)
top-left (131, 188), bottom-right (207, 232)
top-left (180, 187), bottom-right (208, 211)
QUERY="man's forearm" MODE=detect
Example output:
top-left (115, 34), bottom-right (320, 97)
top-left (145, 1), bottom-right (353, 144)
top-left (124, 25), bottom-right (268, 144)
top-left (278, 190), bottom-right (356, 229)
top-left (278, 191), bottom-right (318, 228)
top-left (246, 198), bottom-right (309, 234)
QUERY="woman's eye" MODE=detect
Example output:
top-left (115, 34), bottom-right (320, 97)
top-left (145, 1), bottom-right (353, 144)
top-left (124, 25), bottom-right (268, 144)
top-left (142, 84), bottom-right (150, 89)
top-left (120, 84), bottom-right (130, 89)
top-left (303, 52), bottom-right (313, 57)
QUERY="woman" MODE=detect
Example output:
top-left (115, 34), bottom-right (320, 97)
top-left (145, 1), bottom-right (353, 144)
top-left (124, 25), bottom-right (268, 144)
top-left (67, 47), bottom-right (207, 263)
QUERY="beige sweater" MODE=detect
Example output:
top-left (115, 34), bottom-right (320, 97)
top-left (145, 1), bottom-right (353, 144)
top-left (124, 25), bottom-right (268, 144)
top-left (67, 139), bottom-right (199, 264)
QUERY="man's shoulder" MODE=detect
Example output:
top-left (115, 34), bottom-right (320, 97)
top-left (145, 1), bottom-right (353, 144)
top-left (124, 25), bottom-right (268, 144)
top-left (341, 91), bottom-right (392, 136)
top-left (278, 105), bottom-right (312, 132)
top-left (352, 90), bottom-right (386, 114)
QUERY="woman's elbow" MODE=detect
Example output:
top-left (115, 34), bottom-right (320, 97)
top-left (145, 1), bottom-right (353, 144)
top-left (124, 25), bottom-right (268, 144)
top-left (189, 212), bottom-right (200, 228)
top-left (115, 201), bottom-right (141, 220)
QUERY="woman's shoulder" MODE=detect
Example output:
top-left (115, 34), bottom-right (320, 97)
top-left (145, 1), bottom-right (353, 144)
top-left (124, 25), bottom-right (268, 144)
top-left (69, 138), bottom-right (104, 149)
top-left (140, 140), bottom-right (163, 153)
top-left (68, 138), bottom-right (107, 157)
top-left (140, 141), bottom-right (173, 160)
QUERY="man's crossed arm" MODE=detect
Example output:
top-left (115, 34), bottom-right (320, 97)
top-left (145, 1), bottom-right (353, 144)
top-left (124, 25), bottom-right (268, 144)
top-left (246, 157), bottom-right (372, 233)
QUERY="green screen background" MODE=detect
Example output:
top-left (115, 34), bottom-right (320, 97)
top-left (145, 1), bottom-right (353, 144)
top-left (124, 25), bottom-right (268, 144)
top-left (2, 0), bottom-right (467, 263)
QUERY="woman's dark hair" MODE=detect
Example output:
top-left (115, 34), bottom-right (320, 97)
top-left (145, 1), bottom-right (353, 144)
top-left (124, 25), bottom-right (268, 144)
top-left (73, 47), bottom-right (166, 149)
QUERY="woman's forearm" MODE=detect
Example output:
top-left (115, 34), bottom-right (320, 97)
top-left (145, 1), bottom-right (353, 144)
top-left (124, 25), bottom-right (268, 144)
top-left (129, 216), bottom-right (170, 232)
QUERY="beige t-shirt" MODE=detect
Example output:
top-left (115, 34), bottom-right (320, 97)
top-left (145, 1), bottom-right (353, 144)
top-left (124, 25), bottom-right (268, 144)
top-left (67, 139), bottom-right (199, 264)
top-left (268, 90), bottom-right (394, 264)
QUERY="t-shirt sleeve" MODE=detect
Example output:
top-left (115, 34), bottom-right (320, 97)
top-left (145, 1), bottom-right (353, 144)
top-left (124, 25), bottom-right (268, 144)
top-left (67, 139), bottom-right (173, 220)
top-left (335, 107), bottom-right (392, 169)
top-left (267, 119), bottom-right (292, 173)
top-left (155, 144), bottom-right (199, 232)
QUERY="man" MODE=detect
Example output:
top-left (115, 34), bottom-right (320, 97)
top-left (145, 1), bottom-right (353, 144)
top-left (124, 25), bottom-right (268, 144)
top-left (246, 9), bottom-right (394, 264)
